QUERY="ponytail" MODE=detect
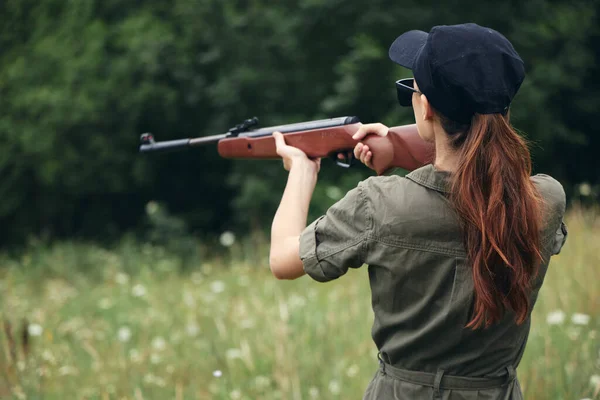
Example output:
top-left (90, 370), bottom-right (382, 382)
top-left (442, 113), bottom-right (543, 329)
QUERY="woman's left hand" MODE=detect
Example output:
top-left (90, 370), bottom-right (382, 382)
top-left (351, 123), bottom-right (389, 170)
top-left (273, 131), bottom-right (321, 172)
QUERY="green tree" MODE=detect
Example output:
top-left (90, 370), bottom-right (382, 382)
top-left (0, 0), bottom-right (597, 245)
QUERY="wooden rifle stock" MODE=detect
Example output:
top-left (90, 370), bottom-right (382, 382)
top-left (217, 123), bottom-right (434, 175)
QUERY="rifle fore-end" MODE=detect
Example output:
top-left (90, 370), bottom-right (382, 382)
top-left (217, 123), bottom-right (434, 174)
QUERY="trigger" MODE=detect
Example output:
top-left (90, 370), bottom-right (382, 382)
top-left (334, 151), bottom-right (354, 168)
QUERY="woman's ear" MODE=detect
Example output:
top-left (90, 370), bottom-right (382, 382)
top-left (421, 95), bottom-right (434, 121)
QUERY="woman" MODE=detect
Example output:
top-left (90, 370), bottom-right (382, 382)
top-left (269, 23), bottom-right (567, 399)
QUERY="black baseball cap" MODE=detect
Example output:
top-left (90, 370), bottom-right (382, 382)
top-left (389, 23), bottom-right (525, 123)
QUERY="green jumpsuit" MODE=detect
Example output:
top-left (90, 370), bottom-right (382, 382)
top-left (299, 164), bottom-right (568, 400)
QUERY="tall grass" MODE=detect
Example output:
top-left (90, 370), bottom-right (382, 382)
top-left (0, 208), bottom-right (598, 399)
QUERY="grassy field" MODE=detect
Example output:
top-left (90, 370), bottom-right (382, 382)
top-left (0, 208), bottom-right (599, 399)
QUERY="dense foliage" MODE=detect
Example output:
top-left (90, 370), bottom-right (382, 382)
top-left (1, 0), bottom-right (598, 244)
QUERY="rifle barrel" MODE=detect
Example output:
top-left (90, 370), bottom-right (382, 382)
top-left (189, 133), bottom-right (229, 146)
top-left (139, 138), bottom-right (190, 153)
top-left (140, 133), bottom-right (228, 153)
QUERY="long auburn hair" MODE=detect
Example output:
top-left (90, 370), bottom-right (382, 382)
top-left (441, 112), bottom-right (543, 329)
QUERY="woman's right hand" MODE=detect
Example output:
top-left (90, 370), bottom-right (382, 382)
top-left (351, 123), bottom-right (389, 170)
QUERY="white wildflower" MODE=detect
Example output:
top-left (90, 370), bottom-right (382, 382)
top-left (578, 183), bottom-right (592, 197)
top-left (288, 294), bottom-right (307, 309)
top-left (254, 375), bottom-right (270, 389)
top-left (226, 348), bottom-right (243, 360)
top-left (58, 366), bottom-right (78, 376)
top-left (115, 272), bottom-right (129, 285)
top-left (41, 350), bottom-right (56, 364)
top-left (129, 349), bottom-right (142, 363)
top-left (240, 318), bottom-right (255, 330)
top-left (98, 298), bottom-right (113, 310)
top-left (590, 374), bottom-right (600, 387)
top-left (309, 387), bottom-right (319, 398)
top-left (183, 291), bottom-right (196, 308)
top-left (191, 272), bottom-right (203, 284)
top-left (546, 310), bottom-right (565, 325)
top-left (150, 354), bottom-right (161, 364)
top-left (326, 186), bottom-right (343, 200)
top-left (132, 284), bottom-right (147, 297)
top-left (328, 380), bottom-right (341, 395)
top-left (219, 231), bottom-right (236, 247)
top-left (143, 373), bottom-right (166, 387)
top-left (213, 370), bottom-right (222, 378)
top-left (28, 324), bottom-right (43, 337)
top-left (152, 337), bottom-right (167, 351)
top-left (210, 280), bottom-right (225, 294)
top-left (346, 364), bottom-right (359, 377)
top-left (145, 201), bottom-right (159, 215)
top-left (117, 327), bottom-right (132, 342)
top-left (230, 390), bottom-right (242, 399)
top-left (186, 322), bottom-right (200, 337)
top-left (571, 313), bottom-right (591, 326)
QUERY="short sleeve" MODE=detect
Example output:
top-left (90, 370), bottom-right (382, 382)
top-left (299, 181), bottom-right (372, 282)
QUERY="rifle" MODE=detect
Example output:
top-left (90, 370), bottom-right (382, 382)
top-left (139, 116), bottom-right (434, 175)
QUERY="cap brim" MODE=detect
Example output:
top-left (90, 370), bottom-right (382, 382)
top-left (388, 30), bottom-right (429, 69)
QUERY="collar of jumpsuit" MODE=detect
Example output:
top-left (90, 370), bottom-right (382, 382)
top-left (404, 164), bottom-right (452, 194)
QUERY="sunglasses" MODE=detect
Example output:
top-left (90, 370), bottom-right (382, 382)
top-left (395, 78), bottom-right (422, 107)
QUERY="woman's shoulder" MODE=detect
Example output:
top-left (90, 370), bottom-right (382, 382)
top-left (530, 174), bottom-right (567, 212)
top-left (359, 173), bottom-right (415, 197)
top-left (531, 173), bottom-right (564, 191)
top-left (358, 171), bottom-right (446, 213)
top-left (361, 165), bottom-right (451, 197)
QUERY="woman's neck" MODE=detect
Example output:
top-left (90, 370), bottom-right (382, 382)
top-left (432, 127), bottom-right (460, 173)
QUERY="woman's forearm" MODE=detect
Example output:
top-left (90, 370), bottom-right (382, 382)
top-left (269, 161), bottom-right (319, 279)
top-left (273, 162), bottom-right (319, 237)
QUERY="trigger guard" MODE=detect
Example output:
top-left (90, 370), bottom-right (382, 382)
top-left (332, 151), bottom-right (354, 168)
